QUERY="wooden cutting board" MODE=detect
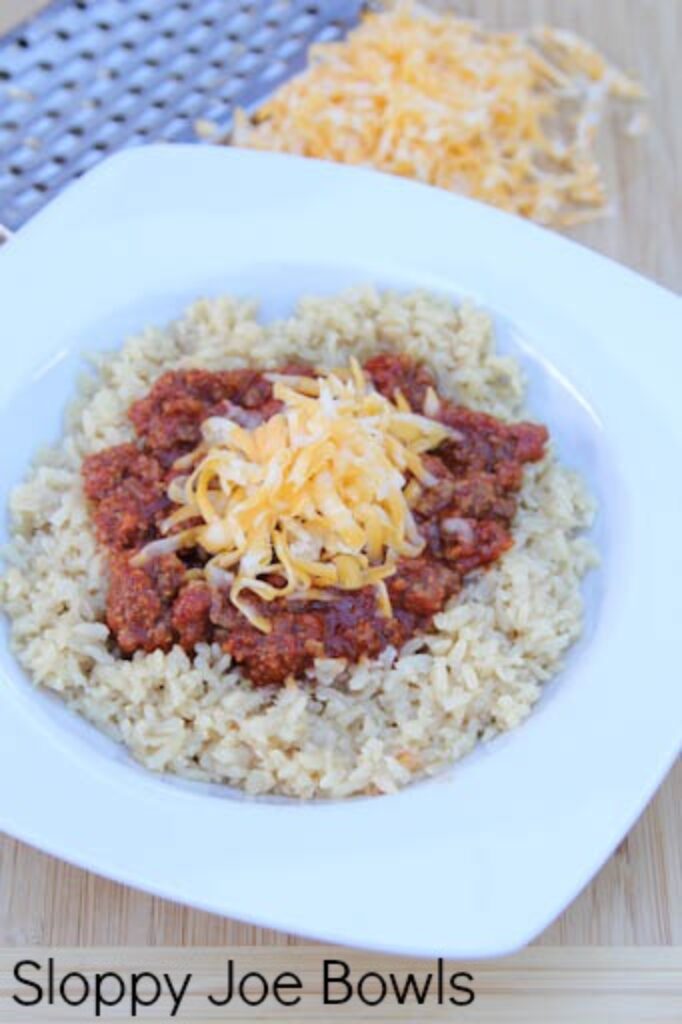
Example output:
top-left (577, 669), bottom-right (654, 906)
top-left (0, 0), bottom-right (679, 949)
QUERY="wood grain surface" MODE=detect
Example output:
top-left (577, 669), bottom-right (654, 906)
top-left (0, 0), bottom-right (48, 35)
top-left (0, 0), bottom-right (680, 951)
top-left (0, 948), bottom-right (681, 1021)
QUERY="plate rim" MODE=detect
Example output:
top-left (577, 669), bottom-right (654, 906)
top-left (0, 145), bottom-right (680, 957)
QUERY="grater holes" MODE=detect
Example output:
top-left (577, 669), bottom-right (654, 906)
top-left (276, 36), bottom-right (305, 60)
top-left (248, 23), bottom-right (276, 49)
top-left (16, 37), bottom-right (30, 50)
top-left (260, 59), bottom-right (288, 82)
top-left (289, 12), bottom-right (316, 35)
top-left (163, 116), bottom-right (189, 139)
top-left (236, 51), bottom-right (264, 74)
top-left (9, 165), bottom-right (23, 176)
top-left (38, 61), bottom-right (54, 72)
top-left (314, 23), bottom-right (344, 43)
top-left (32, 182), bottom-right (50, 194)
top-left (0, 0), bottom-right (367, 227)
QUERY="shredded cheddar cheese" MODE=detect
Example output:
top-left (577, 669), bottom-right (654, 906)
top-left (136, 361), bottom-right (450, 632)
top-left (232, 1), bottom-right (644, 226)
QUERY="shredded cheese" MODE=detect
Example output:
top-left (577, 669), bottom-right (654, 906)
top-left (231, 1), bottom-right (644, 227)
top-left (136, 361), bottom-right (451, 632)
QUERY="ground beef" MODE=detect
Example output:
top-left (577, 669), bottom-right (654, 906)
top-left (82, 443), bottom-right (169, 550)
top-left (209, 587), bottom-right (413, 686)
top-left (414, 454), bottom-right (460, 516)
top-left (438, 403), bottom-right (547, 474)
top-left (128, 368), bottom-right (277, 467)
top-left (210, 590), bottom-right (326, 686)
top-left (82, 356), bottom-right (548, 685)
top-left (364, 351), bottom-right (436, 410)
top-left (106, 553), bottom-right (185, 655)
top-left (172, 581), bottom-right (213, 650)
top-left (386, 557), bottom-right (460, 617)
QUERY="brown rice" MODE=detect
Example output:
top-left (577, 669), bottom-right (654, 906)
top-left (0, 288), bottom-right (596, 798)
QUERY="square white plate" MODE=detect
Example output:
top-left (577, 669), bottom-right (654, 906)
top-left (0, 146), bottom-right (680, 957)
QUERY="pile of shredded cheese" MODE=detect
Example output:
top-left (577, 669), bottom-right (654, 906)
top-left (136, 361), bottom-right (450, 632)
top-left (231, 1), bottom-right (644, 226)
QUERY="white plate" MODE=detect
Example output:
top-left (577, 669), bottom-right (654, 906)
top-left (0, 146), bottom-right (680, 957)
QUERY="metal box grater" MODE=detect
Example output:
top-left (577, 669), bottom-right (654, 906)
top-left (0, 0), bottom-right (368, 231)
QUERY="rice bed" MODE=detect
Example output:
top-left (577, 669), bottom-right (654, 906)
top-left (0, 289), bottom-right (596, 798)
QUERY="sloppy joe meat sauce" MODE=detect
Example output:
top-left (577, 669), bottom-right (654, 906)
top-left (82, 356), bottom-right (547, 685)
